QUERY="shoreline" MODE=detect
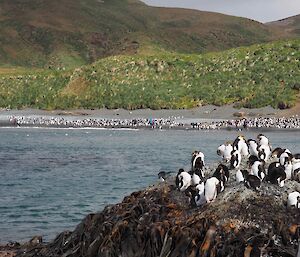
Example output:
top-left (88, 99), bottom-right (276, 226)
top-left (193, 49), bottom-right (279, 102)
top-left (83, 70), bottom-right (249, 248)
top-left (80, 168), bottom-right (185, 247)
top-left (1, 112), bottom-right (300, 131)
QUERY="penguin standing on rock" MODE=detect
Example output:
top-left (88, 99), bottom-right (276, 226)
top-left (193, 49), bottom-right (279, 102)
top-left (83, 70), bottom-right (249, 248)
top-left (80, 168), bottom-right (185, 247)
top-left (233, 135), bottom-right (249, 157)
top-left (213, 164), bottom-right (230, 183)
top-left (258, 144), bottom-right (271, 162)
top-left (217, 142), bottom-right (233, 162)
top-left (175, 169), bottom-right (191, 192)
top-left (292, 161), bottom-right (300, 182)
top-left (272, 147), bottom-right (291, 161)
top-left (250, 160), bottom-right (266, 181)
top-left (157, 171), bottom-right (172, 182)
top-left (230, 150), bottom-right (241, 170)
top-left (247, 139), bottom-right (259, 157)
top-left (204, 177), bottom-right (220, 203)
top-left (191, 151), bottom-right (205, 179)
top-left (244, 174), bottom-right (261, 191)
top-left (186, 182), bottom-right (206, 207)
top-left (267, 162), bottom-right (286, 187)
top-left (236, 169), bottom-right (249, 183)
top-left (287, 191), bottom-right (300, 208)
top-left (257, 134), bottom-right (269, 146)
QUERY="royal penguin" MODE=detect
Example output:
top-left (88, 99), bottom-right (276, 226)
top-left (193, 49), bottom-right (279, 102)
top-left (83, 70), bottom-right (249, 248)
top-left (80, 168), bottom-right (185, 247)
top-left (193, 182), bottom-right (206, 206)
top-left (217, 142), bottom-right (233, 162)
top-left (236, 169), bottom-right (249, 183)
top-left (250, 160), bottom-right (266, 181)
top-left (258, 144), bottom-right (271, 162)
top-left (233, 135), bottom-right (249, 157)
top-left (247, 139), bottom-right (259, 157)
top-left (244, 175), bottom-right (261, 191)
top-left (284, 161), bottom-right (293, 180)
top-left (191, 169), bottom-right (204, 186)
top-left (191, 151), bottom-right (205, 178)
top-left (213, 164), bottom-right (230, 184)
top-left (279, 152), bottom-right (293, 166)
top-left (292, 153), bottom-right (300, 163)
top-left (248, 155), bottom-right (260, 166)
top-left (272, 147), bottom-right (291, 160)
top-left (292, 161), bottom-right (300, 182)
top-left (287, 191), bottom-right (300, 208)
top-left (230, 150), bottom-right (241, 170)
top-left (266, 162), bottom-right (286, 187)
top-left (175, 169), bottom-right (191, 192)
top-left (204, 177), bottom-right (220, 203)
top-left (158, 171), bottom-right (172, 182)
top-left (257, 134), bottom-right (269, 146)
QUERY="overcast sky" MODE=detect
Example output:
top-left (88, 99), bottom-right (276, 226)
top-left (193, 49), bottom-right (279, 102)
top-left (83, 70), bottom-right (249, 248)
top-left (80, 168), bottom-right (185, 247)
top-left (142, 0), bottom-right (300, 23)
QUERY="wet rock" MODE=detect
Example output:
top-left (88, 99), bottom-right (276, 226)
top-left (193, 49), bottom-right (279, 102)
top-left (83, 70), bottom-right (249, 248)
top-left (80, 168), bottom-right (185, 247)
top-left (233, 111), bottom-right (245, 117)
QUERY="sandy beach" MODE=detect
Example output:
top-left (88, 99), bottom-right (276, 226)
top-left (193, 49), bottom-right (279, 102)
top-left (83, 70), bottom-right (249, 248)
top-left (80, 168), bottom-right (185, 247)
top-left (0, 103), bottom-right (299, 130)
top-left (0, 104), bottom-right (294, 120)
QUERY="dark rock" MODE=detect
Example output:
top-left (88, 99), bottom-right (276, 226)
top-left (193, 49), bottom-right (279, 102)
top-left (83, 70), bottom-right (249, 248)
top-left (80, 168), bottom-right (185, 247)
top-left (11, 177), bottom-right (299, 257)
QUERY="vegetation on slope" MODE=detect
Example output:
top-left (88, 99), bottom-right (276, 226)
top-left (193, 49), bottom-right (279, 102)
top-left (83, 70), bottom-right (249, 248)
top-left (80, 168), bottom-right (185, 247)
top-left (0, 0), bottom-right (293, 68)
top-left (0, 39), bottom-right (299, 110)
top-left (267, 15), bottom-right (300, 38)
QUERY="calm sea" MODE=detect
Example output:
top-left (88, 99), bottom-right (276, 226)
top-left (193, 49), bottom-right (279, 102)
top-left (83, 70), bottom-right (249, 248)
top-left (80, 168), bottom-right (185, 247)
top-left (0, 128), bottom-right (299, 243)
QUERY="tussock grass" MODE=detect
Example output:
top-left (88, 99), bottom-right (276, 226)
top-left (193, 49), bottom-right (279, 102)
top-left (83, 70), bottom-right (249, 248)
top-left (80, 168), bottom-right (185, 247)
top-left (0, 39), bottom-right (299, 110)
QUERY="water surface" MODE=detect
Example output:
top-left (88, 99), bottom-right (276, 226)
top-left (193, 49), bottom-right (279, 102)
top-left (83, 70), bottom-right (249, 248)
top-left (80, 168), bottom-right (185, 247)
top-left (0, 128), bottom-right (299, 243)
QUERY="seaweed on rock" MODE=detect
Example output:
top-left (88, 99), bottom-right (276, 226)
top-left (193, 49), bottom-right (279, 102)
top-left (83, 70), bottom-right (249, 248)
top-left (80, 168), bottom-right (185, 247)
top-left (13, 174), bottom-right (300, 257)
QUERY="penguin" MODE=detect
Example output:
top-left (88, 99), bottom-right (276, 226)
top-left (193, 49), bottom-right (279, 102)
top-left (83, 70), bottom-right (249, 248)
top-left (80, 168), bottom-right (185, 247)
top-left (233, 135), bottom-right (249, 157)
top-left (191, 151), bottom-right (205, 179)
top-left (236, 169), bottom-right (248, 183)
top-left (244, 175), bottom-right (261, 191)
top-left (213, 164), bottom-right (230, 184)
top-left (230, 150), bottom-right (241, 170)
top-left (287, 191), bottom-right (300, 208)
top-left (279, 152), bottom-right (293, 166)
top-left (158, 171), bottom-right (172, 182)
top-left (204, 177), bottom-right (220, 203)
top-left (284, 161), bottom-right (293, 180)
top-left (191, 169), bottom-right (204, 186)
top-left (250, 160), bottom-right (266, 181)
top-left (217, 144), bottom-right (225, 157)
top-left (194, 182), bottom-right (206, 206)
top-left (217, 142), bottom-right (233, 162)
top-left (271, 147), bottom-right (291, 160)
top-left (257, 144), bottom-right (271, 162)
top-left (247, 139), bottom-right (259, 157)
top-left (292, 161), bottom-right (300, 182)
top-left (266, 162), bottom-right (286, 187)
top-left (257, 134), bottom-right (269, 146)
top-left (248, 155), bottom-right (260, 166)
top-left (293, 153), bottom-right (300, 162)
top-left (175, 169), bottom-right (191, 192)
top-left (185, 186), bottom-right (198, 207)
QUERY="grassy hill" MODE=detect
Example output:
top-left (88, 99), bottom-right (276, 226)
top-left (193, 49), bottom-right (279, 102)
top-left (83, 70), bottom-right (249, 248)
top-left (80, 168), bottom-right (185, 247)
top-left (0, 0), bottom-right (292, 68)
top-left (267, 15), bottom-right (300, 37)
top-left (0, 39), bottom-right (299, 110)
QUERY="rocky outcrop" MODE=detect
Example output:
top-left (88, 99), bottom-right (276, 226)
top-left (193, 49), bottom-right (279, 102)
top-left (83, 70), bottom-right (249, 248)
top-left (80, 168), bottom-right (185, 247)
top-left (9, 172), bottom-right (300, 257)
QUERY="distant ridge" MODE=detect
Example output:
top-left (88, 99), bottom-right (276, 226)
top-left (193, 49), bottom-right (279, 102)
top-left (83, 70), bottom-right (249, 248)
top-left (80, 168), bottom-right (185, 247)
top-left (266, 14), bottom-right (300, 37)
top-left (0, 0), bottom-right (295, 68)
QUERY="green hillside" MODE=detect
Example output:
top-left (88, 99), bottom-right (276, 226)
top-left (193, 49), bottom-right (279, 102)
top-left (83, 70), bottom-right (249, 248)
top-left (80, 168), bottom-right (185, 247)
top-left (0, 39), bottom-right (299, 110)
top-left (0, 0), bottom-right (292, 68)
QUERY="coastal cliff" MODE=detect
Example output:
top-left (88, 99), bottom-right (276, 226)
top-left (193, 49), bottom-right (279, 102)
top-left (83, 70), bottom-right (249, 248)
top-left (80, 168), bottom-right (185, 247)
top-left (3, 173), bottom-right (300, 257)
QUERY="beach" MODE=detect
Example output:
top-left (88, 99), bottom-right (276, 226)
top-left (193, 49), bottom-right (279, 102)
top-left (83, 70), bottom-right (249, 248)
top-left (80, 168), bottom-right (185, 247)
top-left (0, 104), bottom-right (299, 130)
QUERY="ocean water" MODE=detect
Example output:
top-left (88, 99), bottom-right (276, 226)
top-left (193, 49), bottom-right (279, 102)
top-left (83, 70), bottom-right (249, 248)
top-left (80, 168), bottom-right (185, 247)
top-left (0, 127), bottom-right (299, 243)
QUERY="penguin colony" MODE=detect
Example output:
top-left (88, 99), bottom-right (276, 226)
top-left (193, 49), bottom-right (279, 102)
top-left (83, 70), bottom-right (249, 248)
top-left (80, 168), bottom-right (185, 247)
top-left (174, 134), bottom-right (300, 209)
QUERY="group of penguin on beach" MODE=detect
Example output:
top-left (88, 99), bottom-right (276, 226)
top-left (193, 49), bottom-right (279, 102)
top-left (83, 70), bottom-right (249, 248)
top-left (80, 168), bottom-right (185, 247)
top-left (159, 134), bottom-right (300, 208)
